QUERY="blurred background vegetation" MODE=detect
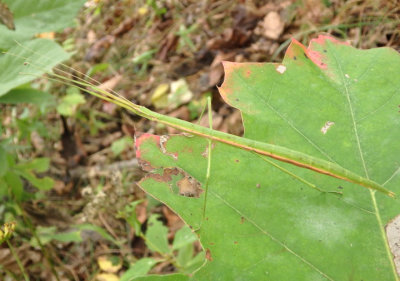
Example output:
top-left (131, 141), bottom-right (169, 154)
top-left (0, 0), bottom-right (399, 280)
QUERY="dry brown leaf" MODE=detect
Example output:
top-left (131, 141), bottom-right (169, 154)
top-left (258, 11), bottom-right (284, 40)
top-left (98, 75), bottom-right (123, 92)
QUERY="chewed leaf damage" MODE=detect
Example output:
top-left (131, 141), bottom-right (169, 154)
top-left (136, 133), bottom-right (203, 198)
top-left (135, 133), bottom-right (160, 159)
top-left (386, 214), bottom-right (400, 276)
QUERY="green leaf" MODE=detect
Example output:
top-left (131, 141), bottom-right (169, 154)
top-left (75, 223), bottom-right (118, 245)
top-left (16, 157), bottom-right (50, 173)
top-left (111, 136), bottom-right (133, 156)
top-left (172, 225), bottom-right (204, 272)
top-left (0, 0), bottom-right (86, 48)
top-left (176, 244), bottom-right (193, 269)
top-left (4, 171), bottom-right (23, 201)
top-left (32, 226), bottom-right (83, 246)
top-left (13, 157), bottom-right (54, 191)
top-left (0, 38), bottom-right (70, 96)
top-left (131, 274), bottom-right (189, 281)
top-left (0, 180), bottom-right (8, 198)
top-left (86, 63), bottom-right (109, 77)
top-left (120, 258), bottom-right (158, 281)
top-left (136, 36), bottom-right (400, 280)
top-left (172, 225), bottom-right (198, 250)
top-left (179, 251), bottom-right (205, 274)
top-left (56, 88), bottom-right (86, 116)
top-left (32, 224), bottom-right (118, 246)
top-left (118, 200), bottom-right (143, 236)
top-left (0, 146), bottom-right (8, 176)
top-left (145, 214), bottom-right (170, 255)
top-left (17, 169), bottom-right (54, 190)
top-left (0, 88), bottom-right (54, 104)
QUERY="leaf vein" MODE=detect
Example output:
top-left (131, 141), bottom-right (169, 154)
top-left (210, 190), bottom-right (336, 281)
top-left (235, 71), bottom-right (337, 164)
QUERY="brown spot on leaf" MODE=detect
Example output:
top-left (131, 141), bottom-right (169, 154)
top-left (321, 121), bottom-right (335, 134)
top-left (147, 167), bottom-right (180, 182)
top-left (177, 174), bottom-right (203, 197)
top-left (205, 249), bottom-right (213, 261)
top-left (240, 217), bottom-right (245, 224)
top-left (138, 158), bottom-right (156, 172)
top-left (160, 135), bottom-right (178, 160)
top-left (144, 167), bottom-right (203, 197)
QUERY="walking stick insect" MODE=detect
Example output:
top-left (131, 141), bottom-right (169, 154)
top-left (3, 41), bottom-right (396, 199)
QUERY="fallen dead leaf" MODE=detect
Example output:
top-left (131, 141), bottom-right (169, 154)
top-left (257, 11), bottom-right (284, 40)
top-left (98, 75), bottom-right (123, 92)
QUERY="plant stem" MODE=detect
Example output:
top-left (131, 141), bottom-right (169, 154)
top-left (202, 96), bottom-right (213, 224)
top-left (6, 240), bottom-right (30, 281)
top-left (20, 208), bottom-right (61, 281)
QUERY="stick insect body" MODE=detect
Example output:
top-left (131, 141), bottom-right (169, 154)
top-left (4, 43), bottom-right (396, 198)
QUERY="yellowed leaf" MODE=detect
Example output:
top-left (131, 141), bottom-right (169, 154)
top-left (151, 83), bottom-right (169, 109)
top-left (138, 6), bottom-right (148, 16)
top-left (96, 273), bottom-right (119, 281)
top-left (97, 256), bottom-right (122, 273)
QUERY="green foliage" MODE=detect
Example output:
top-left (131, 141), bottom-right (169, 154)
top-left (118, 207), bottom-right (204, 279)
top-left (132, 49), bottom-right (157, 76)
top-left (136, 36), bottom-right (400, 280)
top-left (146, 0), bottom-right (167, 16)
top-left (0, 88), bottom-right (55, 105)
top-left (0, 38), bottom-right (70, 97)
top-left (111, 136), bottom-right (134, 156)
top-left (0, 0), bottom-right (85, 219)
top-left (0, 2), bottom-right (85, 280)
top-left (56, 86), bottom-right (86, 116)
top-left (120, 258), bottom-right (159, 281)
top-left (145, 214), bottom-right (170, 254)
top-left (0, 0), bottom-right (86, 49)
top-left (176, 24), bottom-right (197, 52)
top-left (132, 274), bottom-right (189, 281)
top-left (31, 224), bottom-right (118, 247)
top-left (0, 147), bottom-right (54, 201)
